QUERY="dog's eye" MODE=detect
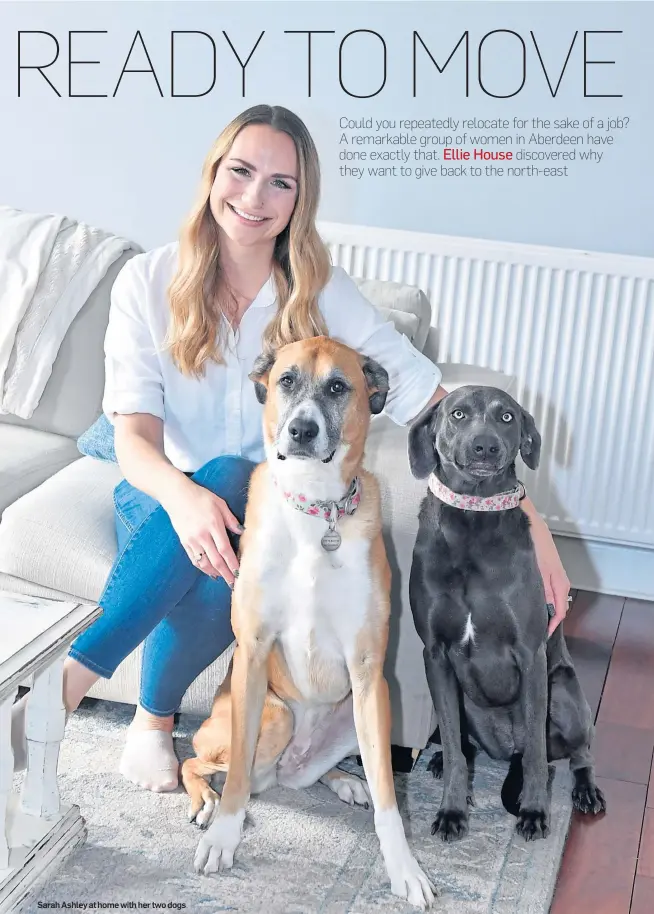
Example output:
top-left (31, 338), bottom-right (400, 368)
top-left (329, 380), bottom-right (345, 395)
top-left (451, 409), bottom-right (465, 420)
top-left (501, 412), bottom-right (513, 423)
top-left (279, 375), bottom-right (294, 389)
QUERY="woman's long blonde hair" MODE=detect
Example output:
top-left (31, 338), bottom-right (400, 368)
top-left (166, 105), bottom-right (332, 377)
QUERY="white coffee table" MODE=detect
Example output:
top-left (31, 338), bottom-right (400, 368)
top-left (0, 592), bottom-right (102, 911)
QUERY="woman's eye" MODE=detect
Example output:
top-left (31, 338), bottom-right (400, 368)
top-left (330, 381), bottom-right (345, 394)
top-left (502, 412), bottom-right (513, 423)
top-left (272, 179), bottom-right (292, 190)
top-left (452, 409), bottom-right (465, 420)
top-left (231, 167), bottom-right (249, 177)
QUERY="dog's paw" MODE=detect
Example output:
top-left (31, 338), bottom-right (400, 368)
top-left (430, 808), bottom-right (469, 842)
top-left (387, 856), bottom-right (437, 910)
top-left (325, 772), bottom-right (371, 808)
top-left (193, 809), bottom-right (244, 875)
top-left (572, 782), bottom-right (607, 816)
top-left (377, 808), bottom-right (437, 908)
top-left (189, 788), bottom-right (219, 829)
top-left (515, 808), bottom-right (550, 841)
top-left (427, 751), bottom-right (443, 779)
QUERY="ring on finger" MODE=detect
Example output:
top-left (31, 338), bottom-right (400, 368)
top-left (193, 551), bottom-right (205, 565)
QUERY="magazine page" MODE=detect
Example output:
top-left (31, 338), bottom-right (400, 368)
top-left (0, 2), bottom-right (652, 913)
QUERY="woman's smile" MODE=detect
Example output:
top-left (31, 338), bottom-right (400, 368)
top-left (226, 202), bottom-right (269, 225)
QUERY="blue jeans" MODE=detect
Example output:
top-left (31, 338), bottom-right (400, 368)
top-left (69, 455), bottom-right (256, 716)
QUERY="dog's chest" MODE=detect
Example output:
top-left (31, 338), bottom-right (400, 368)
top-left (257, 500), bottom-right (372, 702)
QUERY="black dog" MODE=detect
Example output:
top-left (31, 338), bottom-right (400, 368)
top-left (408, 386), bottom-right (606, 842)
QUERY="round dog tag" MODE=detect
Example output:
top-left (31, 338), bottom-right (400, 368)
top-left (321, 528), bottom-right (342, 551)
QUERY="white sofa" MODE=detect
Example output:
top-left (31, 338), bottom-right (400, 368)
top-left (0, 239), bottom-right (511, 749)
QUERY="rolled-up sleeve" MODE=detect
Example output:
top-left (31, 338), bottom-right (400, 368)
top-left (102, 257), bottom-right (165, 422)
top-left (322, 266), bottom-right (442, 426)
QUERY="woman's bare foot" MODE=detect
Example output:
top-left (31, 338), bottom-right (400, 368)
top-left (119, 706), bottom-right (179, 792)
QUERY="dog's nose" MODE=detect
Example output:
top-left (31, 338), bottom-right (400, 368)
top-left (288, 417), bottom-right (319, 445)
top-left (471, 434), bottom-right (501, 459)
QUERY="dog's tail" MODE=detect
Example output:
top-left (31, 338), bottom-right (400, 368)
top-left (501, 753), bottom-right (523, 816)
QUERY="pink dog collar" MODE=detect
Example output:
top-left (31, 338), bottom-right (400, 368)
top-left (276, 476), bottom-right (362, 521)
top-left (428, 473), bottom-right (525, 511)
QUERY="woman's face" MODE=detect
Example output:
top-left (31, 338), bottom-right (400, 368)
top-left (210, 124), bottom-right (299, 251)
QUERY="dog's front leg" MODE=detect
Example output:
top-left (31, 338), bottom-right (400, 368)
top-left (516, 643), bottom-right (550, 840)
top-left (194, 639), bottom-right (270, 875)
top-left (423, 644), bottom-right (470, 841)
top-left (349, 659), bottom-right (435, 910)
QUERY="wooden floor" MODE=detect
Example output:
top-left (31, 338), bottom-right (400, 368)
top-left (550, 590), bottom-right (654, 914)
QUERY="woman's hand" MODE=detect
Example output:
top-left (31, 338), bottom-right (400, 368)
top-left (527, 509), bottom-right (571, 637)
top-left (163, 478), bottom-right (243, 587)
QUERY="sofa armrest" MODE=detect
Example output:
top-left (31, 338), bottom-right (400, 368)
top-left (0, 425), bottom-right (81, 516)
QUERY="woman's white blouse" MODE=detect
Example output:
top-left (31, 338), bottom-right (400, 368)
top-left (103, 242), bottom-right (442, 471)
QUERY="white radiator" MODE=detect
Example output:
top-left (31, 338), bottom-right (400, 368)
top-left (319, 221), bottom-right (654, 553)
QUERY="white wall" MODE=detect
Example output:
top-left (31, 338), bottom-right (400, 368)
top-left (0, 1), bottom-right (650, 256)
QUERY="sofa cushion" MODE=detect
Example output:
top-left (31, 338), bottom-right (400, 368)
top-left (0, 571), bottom-right (82, 603)
top-left (0, 425), bottom-right (81, 515)
top-left (352, 278), bottom-right (431, 352)
top-left (0, 456), bottom-right (121, 601)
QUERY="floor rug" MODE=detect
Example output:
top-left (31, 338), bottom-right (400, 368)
top-left (16, 699), bottom-right (571, 913)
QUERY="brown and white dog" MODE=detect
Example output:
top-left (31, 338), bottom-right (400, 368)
top-left (183, 336), bottom-right (435, 909)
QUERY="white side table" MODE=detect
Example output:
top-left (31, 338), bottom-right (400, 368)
top-left (0, 592), bottom-right (102, 911)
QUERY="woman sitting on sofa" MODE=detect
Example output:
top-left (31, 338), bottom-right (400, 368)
top-left (12, 104), bottom-right (571, 792)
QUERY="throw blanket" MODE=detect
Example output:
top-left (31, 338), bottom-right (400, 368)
top-left (0, 205), bottom-right (141, 419)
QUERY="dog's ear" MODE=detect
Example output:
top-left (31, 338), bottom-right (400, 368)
top-left (519, 407), bottom-right (542, 470)
top-left (361, 357), bottom-right (389, 415)
top-left (408, 403), bottom-right (441, 478)
top-left (249, 349), bottom-right (277, 405)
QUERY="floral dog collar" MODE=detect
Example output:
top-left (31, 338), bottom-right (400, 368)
top-left (428, 473), bottom-right (525, 511)
top-left (277, 475), bottom-right (362, 520)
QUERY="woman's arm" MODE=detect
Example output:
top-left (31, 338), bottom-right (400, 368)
top-left (520, 495), bottom-right (571, 636)
top-left (114, 413), bottom-right (191, 509)
top-left (113, 414), bottom-right (242, 586)
top-left (322, 268), bottom-right (444, 426)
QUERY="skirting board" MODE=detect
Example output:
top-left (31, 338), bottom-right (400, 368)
top-left (554, 534), bottom-right (654, 602)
